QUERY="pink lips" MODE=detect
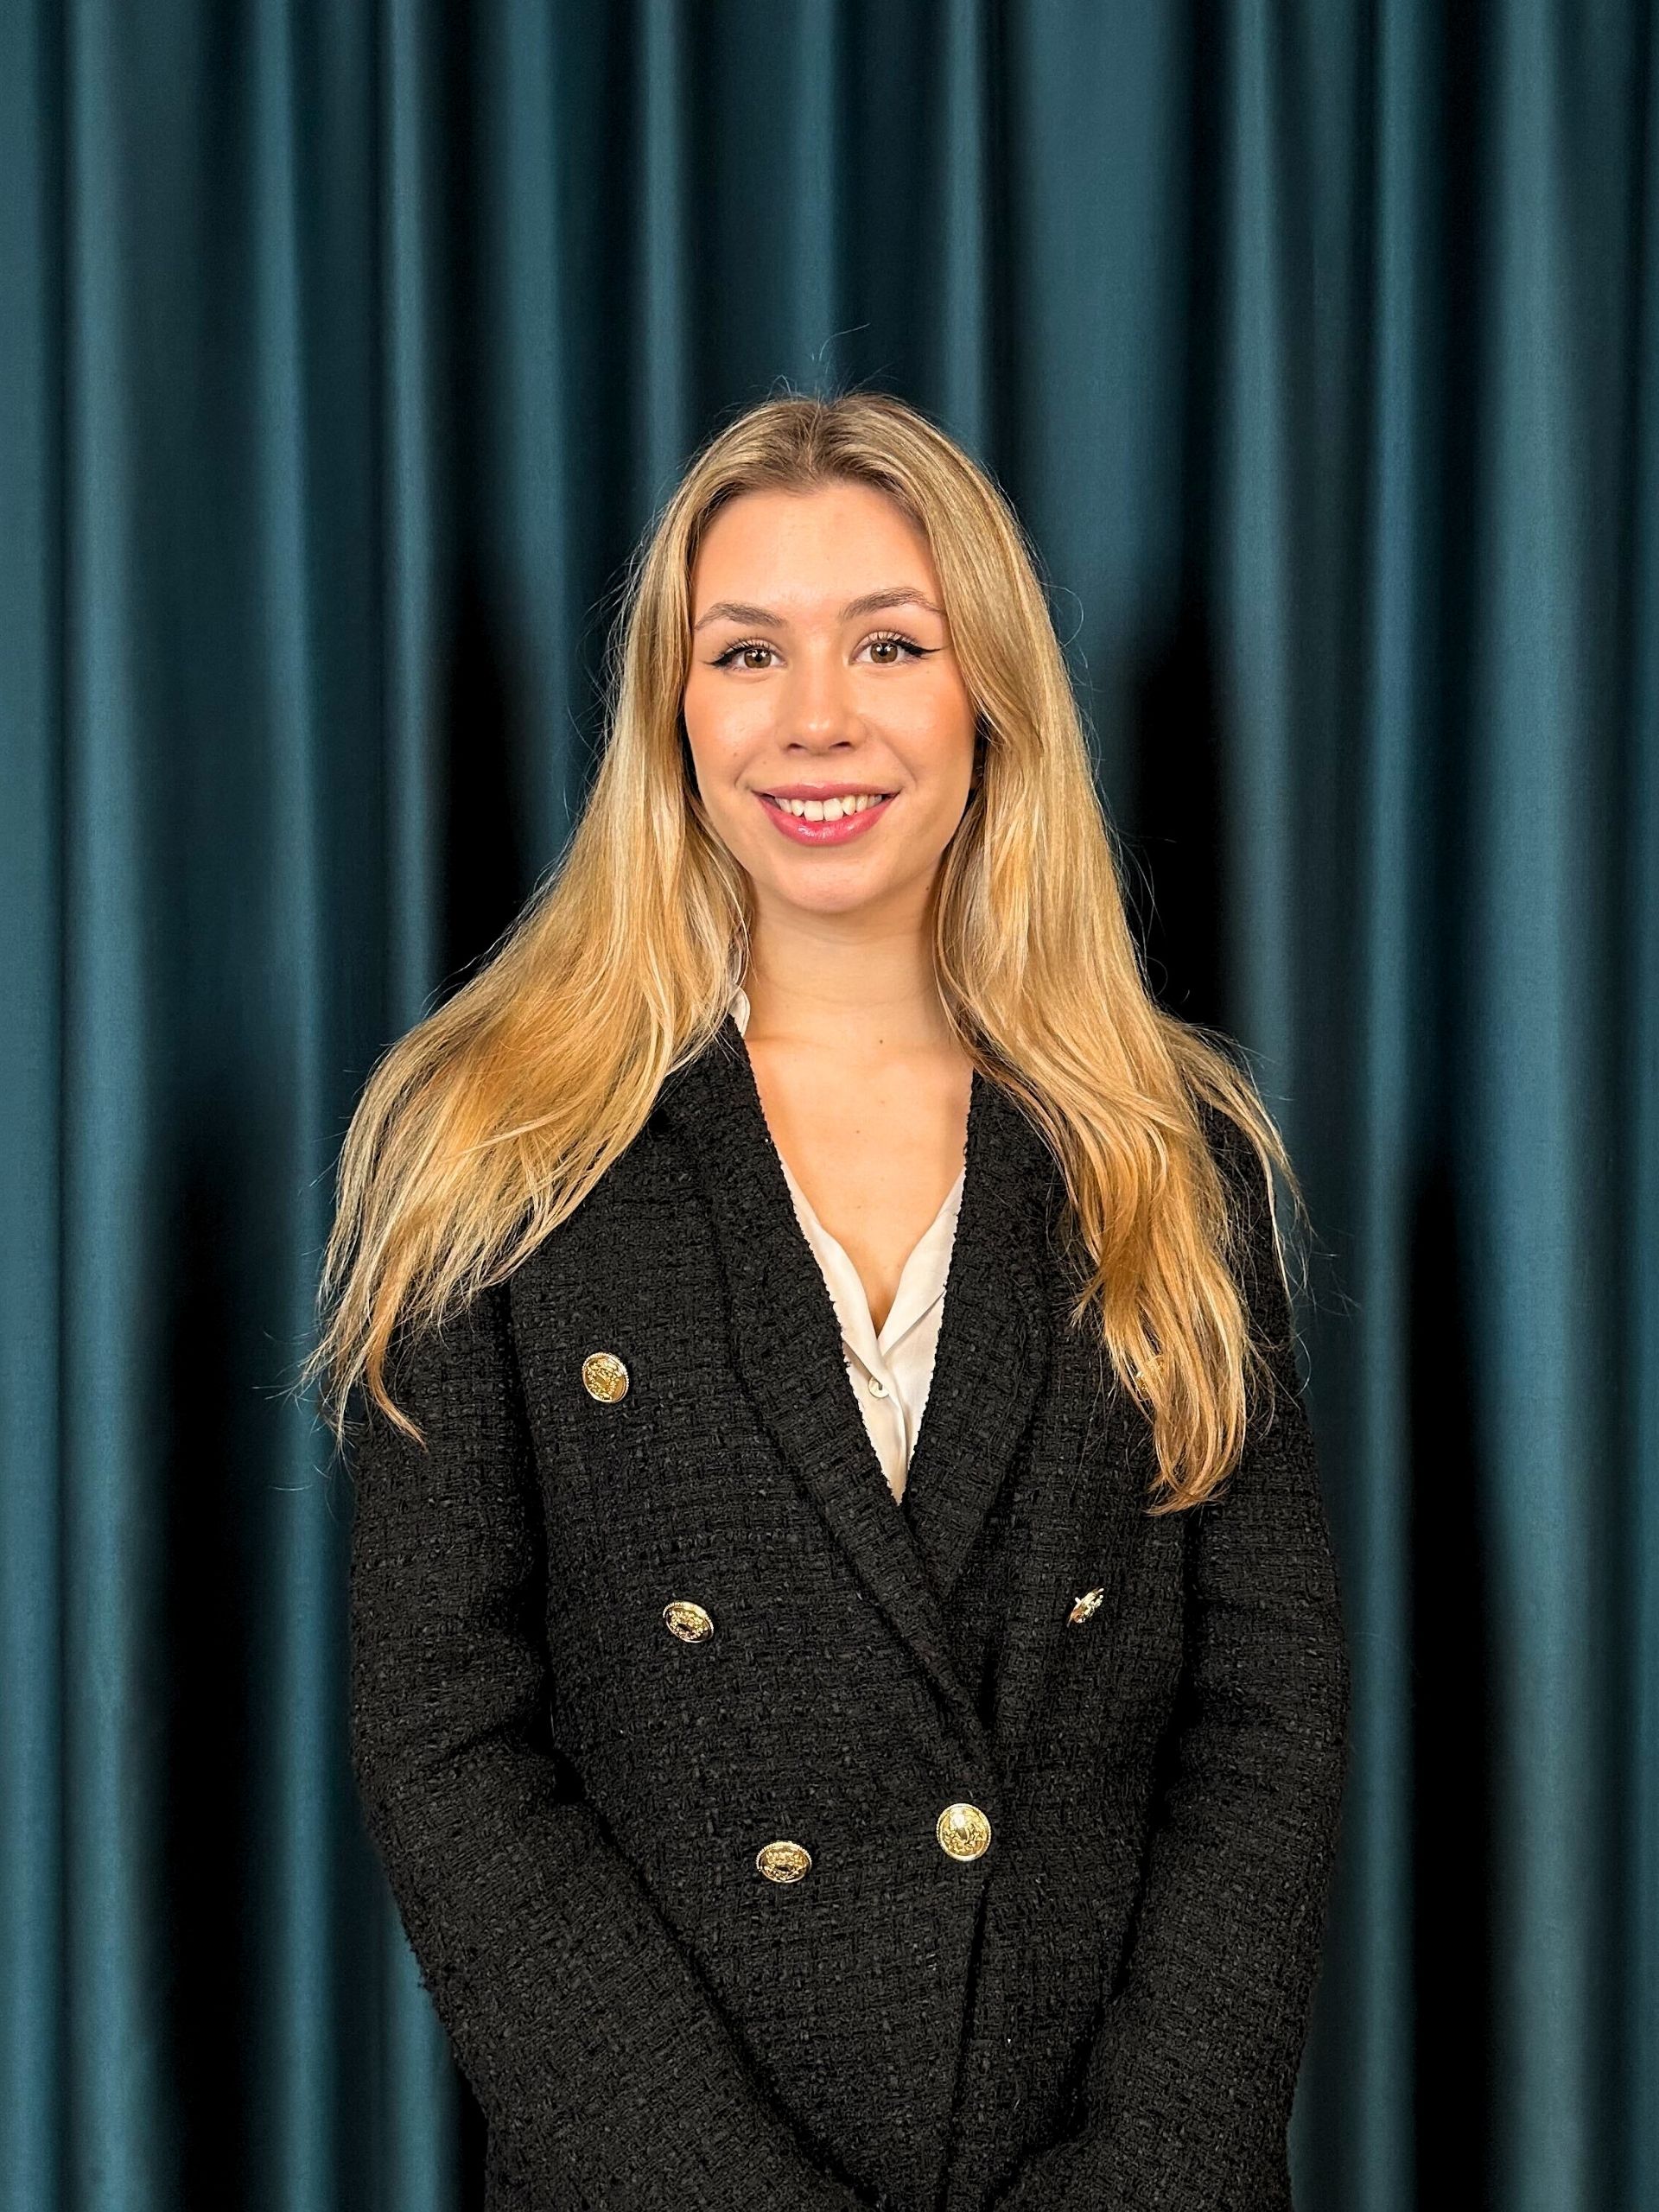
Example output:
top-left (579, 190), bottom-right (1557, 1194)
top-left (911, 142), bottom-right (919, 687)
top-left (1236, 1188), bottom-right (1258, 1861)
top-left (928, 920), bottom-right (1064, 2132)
top-left (756, 791), bottom-right (895, 846)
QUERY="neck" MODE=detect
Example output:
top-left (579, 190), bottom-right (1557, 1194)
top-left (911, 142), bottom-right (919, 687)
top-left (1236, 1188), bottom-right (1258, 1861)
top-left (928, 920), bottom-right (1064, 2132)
top-left (739, 922), bottom-right (951, 1052)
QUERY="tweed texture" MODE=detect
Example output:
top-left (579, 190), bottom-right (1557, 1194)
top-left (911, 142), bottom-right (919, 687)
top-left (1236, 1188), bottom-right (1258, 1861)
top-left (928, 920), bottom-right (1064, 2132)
top-left (347, 1013), bottom-right (1351, 2211)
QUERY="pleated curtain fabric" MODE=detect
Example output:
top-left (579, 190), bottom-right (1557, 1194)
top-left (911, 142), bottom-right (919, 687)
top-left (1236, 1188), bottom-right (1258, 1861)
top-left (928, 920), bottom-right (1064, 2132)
top-left (3, 7), bottom-right (1656, 2212)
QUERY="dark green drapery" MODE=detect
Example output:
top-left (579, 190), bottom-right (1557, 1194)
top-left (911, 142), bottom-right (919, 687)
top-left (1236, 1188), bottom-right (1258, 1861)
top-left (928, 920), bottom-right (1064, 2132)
top-left (3, 4), bottom-right (1655, 2209)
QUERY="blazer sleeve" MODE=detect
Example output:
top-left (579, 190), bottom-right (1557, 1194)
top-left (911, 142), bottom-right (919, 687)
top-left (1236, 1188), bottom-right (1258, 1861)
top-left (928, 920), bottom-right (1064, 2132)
top-left (346, 1277), bottom-right (873, 2211)
top-left (988, 1108), bottom-right (1353, 2212)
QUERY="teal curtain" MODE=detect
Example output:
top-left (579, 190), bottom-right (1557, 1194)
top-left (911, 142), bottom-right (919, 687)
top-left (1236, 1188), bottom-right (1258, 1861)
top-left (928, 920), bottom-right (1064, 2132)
top-left (3, 4), bottom-right (1655, 2208)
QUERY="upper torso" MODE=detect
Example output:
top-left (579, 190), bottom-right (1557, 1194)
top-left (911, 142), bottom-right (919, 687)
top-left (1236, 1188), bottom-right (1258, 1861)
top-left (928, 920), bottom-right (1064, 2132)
top-left (351, 1023), bottom-right (1348, 2212)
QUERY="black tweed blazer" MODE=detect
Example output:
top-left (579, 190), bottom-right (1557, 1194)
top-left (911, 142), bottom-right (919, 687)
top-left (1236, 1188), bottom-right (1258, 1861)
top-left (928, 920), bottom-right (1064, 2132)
top-left (347, 1011), bottom-right (1351, 2212)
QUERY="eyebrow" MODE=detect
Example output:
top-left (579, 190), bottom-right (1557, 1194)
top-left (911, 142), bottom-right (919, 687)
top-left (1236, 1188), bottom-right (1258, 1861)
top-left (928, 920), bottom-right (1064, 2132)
top-left (692, 586), bottom-right (945, 633)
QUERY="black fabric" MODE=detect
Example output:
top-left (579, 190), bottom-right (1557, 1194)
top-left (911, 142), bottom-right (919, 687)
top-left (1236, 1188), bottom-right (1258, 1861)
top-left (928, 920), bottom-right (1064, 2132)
top-left (346, 1013), bottom-right (1351, 2211)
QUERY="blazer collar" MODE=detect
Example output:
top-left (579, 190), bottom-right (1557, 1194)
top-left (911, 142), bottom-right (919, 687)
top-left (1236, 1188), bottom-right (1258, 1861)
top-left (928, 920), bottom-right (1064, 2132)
top-left (654, 1008), bottom-right (1094, 1769)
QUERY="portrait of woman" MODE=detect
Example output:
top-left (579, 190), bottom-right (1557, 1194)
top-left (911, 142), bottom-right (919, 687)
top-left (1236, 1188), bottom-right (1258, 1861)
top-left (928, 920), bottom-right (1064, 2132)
top-left (308, 391), bottom-right (1351, 2212)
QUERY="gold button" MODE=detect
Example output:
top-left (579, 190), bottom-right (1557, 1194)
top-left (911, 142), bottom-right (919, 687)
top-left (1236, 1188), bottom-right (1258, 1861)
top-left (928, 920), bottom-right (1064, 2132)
top-left (1067, 1586), bottom-right (1105, 1625)
top-left (756, 1839), bottom-right (812, 1884)
top-left (936, 1802), bottom-right (992, 1860)
top-left (582, 1351), bottom-right (629, 1402)
top-left (663, 1599), bottom-right (714, 1643)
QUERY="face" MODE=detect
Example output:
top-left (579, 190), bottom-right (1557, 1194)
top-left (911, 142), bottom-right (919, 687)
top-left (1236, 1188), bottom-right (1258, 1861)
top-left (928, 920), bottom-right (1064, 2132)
top-left (681, 480), bottom-right (978, 928)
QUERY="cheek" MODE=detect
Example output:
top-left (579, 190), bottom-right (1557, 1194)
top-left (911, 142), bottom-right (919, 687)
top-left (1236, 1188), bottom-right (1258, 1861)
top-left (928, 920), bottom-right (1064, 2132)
top-left (683, 681), bottom-right (766, 774)
top-left (895, 666), bottom-right (975, 748)
top-left (895, 705), bottom-right (976, 810)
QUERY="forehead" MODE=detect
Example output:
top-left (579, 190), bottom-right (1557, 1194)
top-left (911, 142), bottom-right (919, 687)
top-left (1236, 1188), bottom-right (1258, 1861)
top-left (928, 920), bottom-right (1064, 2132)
top-left (690, 483), bottom-right (938, 610)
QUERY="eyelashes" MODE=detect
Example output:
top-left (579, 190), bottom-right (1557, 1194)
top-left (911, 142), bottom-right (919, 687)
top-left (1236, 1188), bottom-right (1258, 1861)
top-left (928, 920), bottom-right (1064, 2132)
top-left (708, 630), bottom-right (938, 671)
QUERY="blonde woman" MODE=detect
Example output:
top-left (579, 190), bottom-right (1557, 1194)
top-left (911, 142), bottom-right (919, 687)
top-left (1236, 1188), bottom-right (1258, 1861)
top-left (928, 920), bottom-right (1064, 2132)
top-left (308, 391), bottom-right (1351, 2212)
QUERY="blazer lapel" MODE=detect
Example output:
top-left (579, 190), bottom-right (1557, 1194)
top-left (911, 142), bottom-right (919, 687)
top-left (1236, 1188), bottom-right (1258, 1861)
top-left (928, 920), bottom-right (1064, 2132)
top-left (895, 1068), bottom-right (1056, 1603)
top-left (654, 1012), bottom-right (1057, 1760)
top-left (906, 1060), bottom-right (1150, 1772)
top-left (886, 1074), bottom-right (1158, 1777)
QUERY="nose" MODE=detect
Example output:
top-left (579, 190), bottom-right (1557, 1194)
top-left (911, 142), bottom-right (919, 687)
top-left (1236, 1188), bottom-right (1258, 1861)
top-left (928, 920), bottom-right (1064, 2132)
top-left (780, 644), bottom-right (862, 745)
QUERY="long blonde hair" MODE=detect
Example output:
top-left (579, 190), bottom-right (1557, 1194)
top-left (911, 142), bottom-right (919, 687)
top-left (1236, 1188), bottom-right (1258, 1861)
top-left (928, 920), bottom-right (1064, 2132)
top-left (301, 389), bottom-right (1308, 1511)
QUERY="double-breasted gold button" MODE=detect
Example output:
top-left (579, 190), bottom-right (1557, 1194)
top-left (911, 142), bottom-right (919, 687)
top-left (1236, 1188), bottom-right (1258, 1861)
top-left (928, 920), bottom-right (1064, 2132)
top-left (756, 1839), bottom-right (811, 1884)
top-left (581, 1351), bottom-right (629, 1402)
top-left (936, 1802), bottom-right (992, 1860)
top-left (1068, 1586), bottom-right (1106, 1625)
top-left (663, 1599), bottom-right (714, 1643)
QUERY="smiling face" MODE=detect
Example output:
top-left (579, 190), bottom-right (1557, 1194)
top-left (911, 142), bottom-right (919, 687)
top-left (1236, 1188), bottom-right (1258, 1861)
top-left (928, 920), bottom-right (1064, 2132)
top-left (681, 480), bottom-right (978, 931)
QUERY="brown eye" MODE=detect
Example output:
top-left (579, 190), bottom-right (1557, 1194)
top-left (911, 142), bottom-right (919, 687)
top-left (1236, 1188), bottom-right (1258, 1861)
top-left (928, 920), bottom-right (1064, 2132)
top-left (862, 632), bottom-right (933, 664)
top-left (709, 639), bottom-right (779, 670)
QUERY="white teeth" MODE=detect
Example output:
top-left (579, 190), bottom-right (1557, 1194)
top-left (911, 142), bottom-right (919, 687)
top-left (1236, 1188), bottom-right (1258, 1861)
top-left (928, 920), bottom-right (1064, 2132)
top-left (771, 792), bottom-right (889, 821)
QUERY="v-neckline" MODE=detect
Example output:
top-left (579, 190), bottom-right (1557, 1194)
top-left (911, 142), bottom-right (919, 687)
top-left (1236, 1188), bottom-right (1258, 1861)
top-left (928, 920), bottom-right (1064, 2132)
top-left (725, 986), bottom-right (971, 1363)
top-left (778, 1151), bottom-right (964, 1351)
top-left (717, 1002), bottom-right (996, 1517)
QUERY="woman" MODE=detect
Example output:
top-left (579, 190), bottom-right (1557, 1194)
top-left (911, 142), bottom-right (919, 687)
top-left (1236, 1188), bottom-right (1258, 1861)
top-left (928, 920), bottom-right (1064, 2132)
top-left (308, 391), bottom-right (1351, 2212)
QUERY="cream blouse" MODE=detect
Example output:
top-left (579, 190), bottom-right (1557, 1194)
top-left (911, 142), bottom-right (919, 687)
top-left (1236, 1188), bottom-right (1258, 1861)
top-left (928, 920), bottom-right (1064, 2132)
top-left (729, 987), bottom-right (963, 1504)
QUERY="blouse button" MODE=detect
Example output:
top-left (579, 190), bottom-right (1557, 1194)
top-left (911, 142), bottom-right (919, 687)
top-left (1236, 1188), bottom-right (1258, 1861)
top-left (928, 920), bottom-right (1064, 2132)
top-left (867, 1375), bottom-right (889, 1398)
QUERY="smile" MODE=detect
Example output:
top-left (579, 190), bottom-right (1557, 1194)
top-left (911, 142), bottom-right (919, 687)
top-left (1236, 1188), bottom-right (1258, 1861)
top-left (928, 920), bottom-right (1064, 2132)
top-left (755, 791), bottom-right (896, 846)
